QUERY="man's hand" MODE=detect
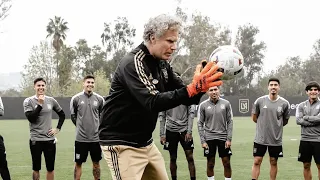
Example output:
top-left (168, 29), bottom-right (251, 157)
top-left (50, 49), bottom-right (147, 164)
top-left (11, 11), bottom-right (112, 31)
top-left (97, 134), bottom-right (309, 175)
top-left (202, 143), bottom-right (208, 149)
top-left (48, 128), bottom-right (60, 136)
top-left (225, 140), bottom-right (231, 149)
top-left (185, 133), bottom-right (192, 142)
top-left (38, 95), bottom-right (45, 105)
top-left (187, 60), bottom-right (223, 97)
top-left (160, 136), bottom-right (166, 145)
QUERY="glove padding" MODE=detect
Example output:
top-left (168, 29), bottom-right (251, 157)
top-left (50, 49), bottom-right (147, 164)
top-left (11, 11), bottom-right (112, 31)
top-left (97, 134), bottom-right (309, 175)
top-left (186, 60), bottom-right (223, 97)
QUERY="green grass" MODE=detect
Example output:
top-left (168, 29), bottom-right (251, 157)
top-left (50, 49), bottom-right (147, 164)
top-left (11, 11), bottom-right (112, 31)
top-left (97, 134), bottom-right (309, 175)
top-left (0, 117), bottom-right (317, 180)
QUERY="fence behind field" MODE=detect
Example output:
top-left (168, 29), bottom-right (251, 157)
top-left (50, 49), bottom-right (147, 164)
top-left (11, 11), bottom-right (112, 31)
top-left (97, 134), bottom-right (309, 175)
top-left (0, 95), bottom-right (307, 119)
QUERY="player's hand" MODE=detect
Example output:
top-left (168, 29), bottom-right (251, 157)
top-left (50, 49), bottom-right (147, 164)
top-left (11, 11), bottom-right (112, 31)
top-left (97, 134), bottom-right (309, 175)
top-left (160, 136), bottom-right (166, 145)
top-left (185, 133), bottom-right (192, 142)
top-left (202, 143), bottom-right (208, 149)
top-left (186, 60), bottom-right (223, 97)
top-left (48, 128), bottom-right (60, 136)
top-left (38, 95), bottom-right (45, 105)
top-left (225, 140), bottom-right (231, 149)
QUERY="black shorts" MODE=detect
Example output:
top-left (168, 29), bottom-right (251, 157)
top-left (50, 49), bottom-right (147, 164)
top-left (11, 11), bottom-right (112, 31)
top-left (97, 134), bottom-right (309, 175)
top-left (0, 135), bottom-right (8, 167)
top-left (253, 142), bottom-right (283, 159)
top-left (163, 130), bottom-right (194, 154)
top-left (29, 139), bottom-right (56, 171)
top-left (298, 141), bottom-right (320, 164)
top-left (204, 139), bottom-right (232, 158)
top-left (74, 141), bottom-right (102, 164)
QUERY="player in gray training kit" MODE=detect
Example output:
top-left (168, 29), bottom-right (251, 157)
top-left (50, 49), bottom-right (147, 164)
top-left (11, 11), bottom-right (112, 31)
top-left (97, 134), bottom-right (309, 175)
top-left (251, 78), bottom-right (290, 180)
top-left (70, 75), bottom-right (104, 180)
top-left (159, 102), bottom-right (196, 180)
top-left (296, 81), bottom-right (320, 180)
top-left (0, 97), bottom-right (11, 180)
top-left (23, 77), bottom-right (66, 180)
top-left (197, 86), bottom-right (233, 180)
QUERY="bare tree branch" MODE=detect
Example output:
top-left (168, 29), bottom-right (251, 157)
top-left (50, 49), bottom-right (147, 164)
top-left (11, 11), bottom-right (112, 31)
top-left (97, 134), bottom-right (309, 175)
top-left (0, 0), bottom-right (12, 22)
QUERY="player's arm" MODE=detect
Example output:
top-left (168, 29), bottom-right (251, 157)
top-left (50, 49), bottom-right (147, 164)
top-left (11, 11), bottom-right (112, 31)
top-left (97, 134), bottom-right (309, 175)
top-left (187, 105), bottom-right (196, 134)
top-left (159, 111), bottom-right (166, 138)
top-left (52, 98), bottom-right (66, 130)
top-left (120, 60), bottom-right (222, 113)
top-left (98, 96), bottom-right (105, 120)
top-left (296, 103), bottom-right (314, 126)
top-left (226, 103), bottom-right (234, 142)
top-left (167, 67), bottom-right (205, 106)
top-left (282, 101), bottom-right (291, 126)
top-left (0, 97), bottom-right (4, 116)
top-left (197, 104), bottom-right (206, 144)
top-left (251, 99), bottom-right (260, 123)
top-left (24, 98), bottom-right (42, 123)
top-left (70, 96), bottom-right (78, 126)
top-left (303, 111), bottom-right (320, 124)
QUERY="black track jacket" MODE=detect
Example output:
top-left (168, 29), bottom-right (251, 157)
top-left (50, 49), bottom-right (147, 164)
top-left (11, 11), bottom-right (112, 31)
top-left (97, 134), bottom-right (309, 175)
top-left (99, 43), bottom-right (204, 148)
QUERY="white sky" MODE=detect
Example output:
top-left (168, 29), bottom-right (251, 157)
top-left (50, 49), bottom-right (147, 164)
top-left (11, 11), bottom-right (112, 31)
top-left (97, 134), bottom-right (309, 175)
top-left (0, 0), bottom-right (319, 74)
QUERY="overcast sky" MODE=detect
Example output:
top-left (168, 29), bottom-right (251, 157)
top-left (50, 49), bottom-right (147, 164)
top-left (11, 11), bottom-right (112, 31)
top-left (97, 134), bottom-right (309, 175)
top-left (0, 0), bottom-right (319, 74)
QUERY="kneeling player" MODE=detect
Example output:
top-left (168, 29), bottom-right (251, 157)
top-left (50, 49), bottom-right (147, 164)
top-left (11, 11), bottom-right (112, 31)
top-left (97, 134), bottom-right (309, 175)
top-left (197, 86), bottom-right (233, 180)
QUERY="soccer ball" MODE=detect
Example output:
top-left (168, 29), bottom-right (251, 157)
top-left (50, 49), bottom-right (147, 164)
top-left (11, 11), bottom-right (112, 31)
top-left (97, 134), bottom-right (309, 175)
top-left (209, 45), bottom-right (244, 80)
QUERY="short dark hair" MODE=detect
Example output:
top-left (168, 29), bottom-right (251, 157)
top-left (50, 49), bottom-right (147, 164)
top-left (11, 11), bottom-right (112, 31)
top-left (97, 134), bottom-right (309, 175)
top-left (83, 75), bottom-right (95, 81)
top-left (268, 77), bottom-right (280, 85)
top-left (305, 81), bottom-right (320, 91)
top-left (34, 78), bottom-right (46, 85)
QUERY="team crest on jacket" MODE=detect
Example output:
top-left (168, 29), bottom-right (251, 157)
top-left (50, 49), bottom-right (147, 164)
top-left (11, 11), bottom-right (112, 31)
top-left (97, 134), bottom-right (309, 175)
top-left (93, 101), bottom-right (98, 106)
top-left (277, 106), bottom-right (282, 112)
top-left (220, 104), bottom-right (225, 109)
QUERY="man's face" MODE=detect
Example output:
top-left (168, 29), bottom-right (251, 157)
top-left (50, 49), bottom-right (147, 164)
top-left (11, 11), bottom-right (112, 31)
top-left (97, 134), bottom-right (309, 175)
top-left (307, 87), bottom-right (319, 99)
top-left (150, 29), bottom-right (178, 60)
top-left (268, 81), bottom-right (280, 95)
top-left (34, 81), bottom-right (46, 95)
top-left (208, 86), bottom-right (220, 100)
top-left (83, 78), bottom-right (94, 92)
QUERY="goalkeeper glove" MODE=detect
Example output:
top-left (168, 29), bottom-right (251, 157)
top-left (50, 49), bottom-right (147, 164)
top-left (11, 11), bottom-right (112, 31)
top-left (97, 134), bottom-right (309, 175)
top-left (186, 60), bottom-right (223, 97)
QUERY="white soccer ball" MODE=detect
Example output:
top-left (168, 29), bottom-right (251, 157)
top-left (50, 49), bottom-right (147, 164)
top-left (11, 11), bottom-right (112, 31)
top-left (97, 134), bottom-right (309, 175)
top-left (209, 45), bottom-right (244, 80)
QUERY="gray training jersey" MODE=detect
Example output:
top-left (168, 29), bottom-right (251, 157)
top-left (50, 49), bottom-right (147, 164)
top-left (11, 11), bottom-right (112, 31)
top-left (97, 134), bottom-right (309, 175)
top-left (159, 105), bottom-right (195, 137)
top-left (197, 98), bottom-right (233, 144)
top-left (252, 95), bottom-right (290, 146)
top-left (296, 99), bottom-right (320, 142)
top-left (70, 92), bottom-right (104, 142)
top-left (23, 95), bottom-right (62, 141)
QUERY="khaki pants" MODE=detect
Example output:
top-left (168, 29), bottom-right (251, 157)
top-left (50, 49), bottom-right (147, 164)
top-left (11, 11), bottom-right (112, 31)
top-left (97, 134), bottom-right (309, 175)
top-left (101, 142), bottom-right (169, 180)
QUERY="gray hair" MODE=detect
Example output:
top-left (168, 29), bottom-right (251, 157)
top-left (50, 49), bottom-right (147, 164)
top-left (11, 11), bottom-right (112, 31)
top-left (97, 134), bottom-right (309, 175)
top-left (143, 14), bottom-right (182, 43)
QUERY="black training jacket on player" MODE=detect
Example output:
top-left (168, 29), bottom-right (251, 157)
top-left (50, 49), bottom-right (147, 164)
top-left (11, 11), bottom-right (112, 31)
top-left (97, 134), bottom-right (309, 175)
top-left (99, 42), bottom-right (204, 148)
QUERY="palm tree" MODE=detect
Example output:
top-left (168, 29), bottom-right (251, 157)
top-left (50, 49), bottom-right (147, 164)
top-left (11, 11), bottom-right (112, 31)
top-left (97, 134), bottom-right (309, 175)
top-left (46, 16), bottom-right (69, 52)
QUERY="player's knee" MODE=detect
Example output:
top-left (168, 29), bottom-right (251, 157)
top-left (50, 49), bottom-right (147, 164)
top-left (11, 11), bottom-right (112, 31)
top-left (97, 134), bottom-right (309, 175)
top-left (75, 162), bottom-right (82, 167)
top-left (303, 162), bottom-right (311, 170)
top-left (253, 157), bottom-right (262, 166)
top-left (47, 168), bottom-right (54, 173)
top-left (270, 158), bottom-right (277, 166)
top-left (92, 162), bottom-right (100, 168)
top-left (185, 153), bottom-right (194, 164)
top-left (170, 156), bottom-right (177, 164)
top-left (207, 160), bottom-right (215, 169)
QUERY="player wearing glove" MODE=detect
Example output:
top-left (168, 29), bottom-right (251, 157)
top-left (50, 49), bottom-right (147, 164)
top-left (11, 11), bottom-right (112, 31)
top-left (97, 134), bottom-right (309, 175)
top-left (99, 14), bottom-right (223, 180)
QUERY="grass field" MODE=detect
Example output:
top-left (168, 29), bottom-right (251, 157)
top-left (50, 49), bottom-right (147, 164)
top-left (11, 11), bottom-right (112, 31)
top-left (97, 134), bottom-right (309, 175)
top-left (0, 117), bottom-right (318, 180)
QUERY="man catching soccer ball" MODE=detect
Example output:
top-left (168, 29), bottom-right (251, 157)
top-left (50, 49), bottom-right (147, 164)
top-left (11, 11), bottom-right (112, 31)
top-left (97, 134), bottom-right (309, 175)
top-left (99, 14), bottom-right (223, 180)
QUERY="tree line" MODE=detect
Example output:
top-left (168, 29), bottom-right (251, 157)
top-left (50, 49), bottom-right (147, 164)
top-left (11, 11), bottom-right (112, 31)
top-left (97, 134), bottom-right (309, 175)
top-left (1, 2), bottom-right (319, 97)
